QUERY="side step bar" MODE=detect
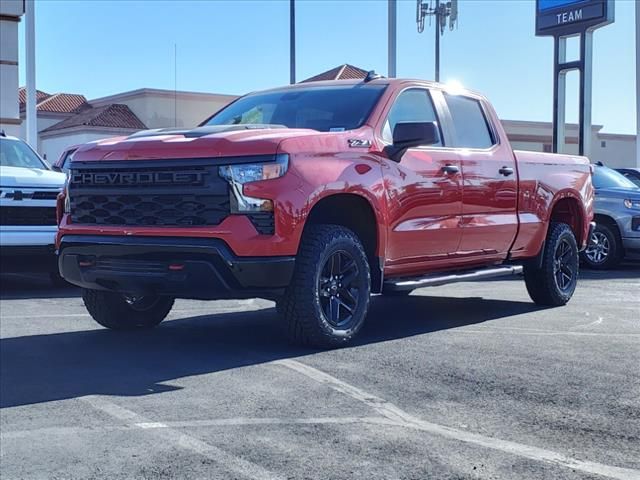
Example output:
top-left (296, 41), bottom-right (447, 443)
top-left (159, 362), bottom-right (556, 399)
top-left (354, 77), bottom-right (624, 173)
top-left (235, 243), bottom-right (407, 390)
top-left (383, 265), bottom-right (524, 292)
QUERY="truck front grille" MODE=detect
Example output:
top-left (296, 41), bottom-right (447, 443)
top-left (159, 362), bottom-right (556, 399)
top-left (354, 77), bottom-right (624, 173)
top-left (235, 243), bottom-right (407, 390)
top-left (71, 193), bottom-right (229, 226)
top-left (0, 206), bottom-right (57, 226)
top-left (68, 161), bottom-right (230, 227)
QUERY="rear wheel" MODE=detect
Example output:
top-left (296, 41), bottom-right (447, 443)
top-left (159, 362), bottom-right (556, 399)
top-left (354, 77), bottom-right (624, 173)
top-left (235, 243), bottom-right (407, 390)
top-left (524, 222), bottom-right (579, 306)
top-left (82, 289), bottom-right (174, 330)
top-left (581, 223), bottom-right (622, 269)
top-left (278, 225), bottom-right (371, 348)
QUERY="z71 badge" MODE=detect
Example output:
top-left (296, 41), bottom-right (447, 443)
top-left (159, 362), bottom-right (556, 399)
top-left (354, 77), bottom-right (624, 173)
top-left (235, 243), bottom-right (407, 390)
top-left (348, 139), bottom-right (372, 148)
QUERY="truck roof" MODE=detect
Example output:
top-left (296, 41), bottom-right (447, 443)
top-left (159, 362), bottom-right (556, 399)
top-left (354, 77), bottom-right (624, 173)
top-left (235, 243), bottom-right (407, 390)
top-left (254, 77), bottom-right (485, 99)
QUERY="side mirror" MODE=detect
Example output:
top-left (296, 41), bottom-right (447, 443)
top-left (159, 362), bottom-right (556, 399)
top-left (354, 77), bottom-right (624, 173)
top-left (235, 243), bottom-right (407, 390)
top-left (51, 165), bottom-right (63, 173)
top-left (385, 122), bottom-right (440, 161)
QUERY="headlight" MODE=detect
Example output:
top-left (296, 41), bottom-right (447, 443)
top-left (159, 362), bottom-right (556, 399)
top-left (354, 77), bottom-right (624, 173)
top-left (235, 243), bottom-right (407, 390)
top-left (219, 154), bottom-right (288, 184)
top-left (219, 154), bottom-right (288, 213)
top-left (624, 199), bottom-right (640, 209)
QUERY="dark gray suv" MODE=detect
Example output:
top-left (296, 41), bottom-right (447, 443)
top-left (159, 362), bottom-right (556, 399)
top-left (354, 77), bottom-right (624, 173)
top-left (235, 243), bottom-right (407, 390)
top-left (582, 165), bottom-right (640, 269)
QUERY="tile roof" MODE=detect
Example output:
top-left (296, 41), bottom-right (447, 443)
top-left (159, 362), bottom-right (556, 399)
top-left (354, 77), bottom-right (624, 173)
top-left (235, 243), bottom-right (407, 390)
top-left (37, 93), bottom-right (88, 113)
top-left (41, 104), bottom-right (147, 133)
top-left (18, 88), bottom-right (50, 105)
top-left (19, 88), bottom-right (88, 114)
top-left (300, 64), bottom-right (369, 83)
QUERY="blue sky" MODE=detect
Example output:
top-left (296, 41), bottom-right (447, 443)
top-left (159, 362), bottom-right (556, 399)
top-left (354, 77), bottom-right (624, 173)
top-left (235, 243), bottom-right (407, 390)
top-left (19, 0), bottom-right (636, 133)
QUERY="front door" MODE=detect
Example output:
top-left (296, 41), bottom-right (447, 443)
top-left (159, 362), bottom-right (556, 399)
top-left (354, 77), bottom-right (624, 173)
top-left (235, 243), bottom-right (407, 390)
top-left (381, 88), bottom-right (463, 275)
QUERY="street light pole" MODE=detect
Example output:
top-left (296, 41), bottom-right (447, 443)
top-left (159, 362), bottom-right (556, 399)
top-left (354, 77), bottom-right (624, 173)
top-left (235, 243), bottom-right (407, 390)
top-left (25, 0), bottom-right (37, 149)
top-left (636, 0), bottom-right (639, 167)
top-left (388, 0), bottom-right (397, 78)
top-left (290, 0), bottom-right (296, 84)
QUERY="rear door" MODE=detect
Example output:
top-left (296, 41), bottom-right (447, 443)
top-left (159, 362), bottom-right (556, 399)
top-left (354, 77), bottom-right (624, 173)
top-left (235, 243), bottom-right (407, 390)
top-left (443, 93), bottom-right (518, 260)
top-left (380, 87), bottom-right (463, 273)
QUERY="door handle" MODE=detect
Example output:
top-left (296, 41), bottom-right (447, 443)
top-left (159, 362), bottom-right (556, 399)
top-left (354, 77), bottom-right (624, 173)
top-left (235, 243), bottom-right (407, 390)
top-left (499, 166), bottom-right (514, 176)
top-left (441, 164), bottom-right (460, 174)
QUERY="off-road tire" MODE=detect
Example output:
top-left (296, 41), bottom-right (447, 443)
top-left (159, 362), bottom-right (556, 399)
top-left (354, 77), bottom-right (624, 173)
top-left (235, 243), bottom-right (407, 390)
top-left (278, 225), bottom-right (371, 348)
top-left (524, 222), bottom-right (579, 306)
top-left (82, 289), bottom-right (174, 330)
top-left (580, 223), bottom-right (622, 270)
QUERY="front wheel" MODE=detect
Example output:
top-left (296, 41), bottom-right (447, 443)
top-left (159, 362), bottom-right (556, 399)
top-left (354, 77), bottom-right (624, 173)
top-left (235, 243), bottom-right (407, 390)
top-left (524, 222), bottom-right (579, 306)
top-left (278, 225), bottom-right (371, 348)
top-left (82, 289), bottom-right (174, 330)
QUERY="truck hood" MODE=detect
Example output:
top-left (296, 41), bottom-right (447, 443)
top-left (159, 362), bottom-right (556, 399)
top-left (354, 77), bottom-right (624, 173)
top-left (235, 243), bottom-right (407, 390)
top-left (0, 165), bottom-right (66, 188)
top-left (595, 187), bottom-right (640, 200)
top-left (73, 125), bottom-right (341, 162)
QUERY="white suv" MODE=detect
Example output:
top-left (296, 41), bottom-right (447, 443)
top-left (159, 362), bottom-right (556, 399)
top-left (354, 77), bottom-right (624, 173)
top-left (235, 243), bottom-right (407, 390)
top-left (0, 132), bottom-right (66, 280)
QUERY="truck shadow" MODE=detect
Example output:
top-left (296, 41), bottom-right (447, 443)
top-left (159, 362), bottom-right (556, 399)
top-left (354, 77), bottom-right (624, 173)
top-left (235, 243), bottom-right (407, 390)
top-left (0, 274), bottom-right (80, 300)
top-left (0, 295), bottom-right (542, 408)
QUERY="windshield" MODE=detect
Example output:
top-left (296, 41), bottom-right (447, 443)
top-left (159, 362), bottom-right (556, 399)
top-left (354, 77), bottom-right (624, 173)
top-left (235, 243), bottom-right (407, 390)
top-left (593, 166), bottom-right (638, 190)
top-left (204, 85), bottom-right (386, 132)
top-left (0, 138), bottom-right (48, 170)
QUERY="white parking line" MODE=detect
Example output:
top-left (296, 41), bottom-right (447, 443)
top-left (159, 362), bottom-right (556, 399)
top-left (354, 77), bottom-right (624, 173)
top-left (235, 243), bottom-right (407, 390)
top-left (458, 327), bottom-right (639, 338)
top-left (1, 416), bottom-right (395, 440)
top-left (82, 395), bottom-right (284, 480)
top-left (275, 359), bottom-right (640, 480)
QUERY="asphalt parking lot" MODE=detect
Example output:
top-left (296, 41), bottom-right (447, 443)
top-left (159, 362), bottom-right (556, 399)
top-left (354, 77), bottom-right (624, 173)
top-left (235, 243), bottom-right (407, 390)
top-left (1, 265), bottom-right (639, 480)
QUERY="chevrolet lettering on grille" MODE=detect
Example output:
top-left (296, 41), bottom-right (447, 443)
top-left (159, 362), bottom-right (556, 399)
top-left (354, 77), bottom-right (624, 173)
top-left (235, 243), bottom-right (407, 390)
top-left (71, 171), bottom-right (206, 186)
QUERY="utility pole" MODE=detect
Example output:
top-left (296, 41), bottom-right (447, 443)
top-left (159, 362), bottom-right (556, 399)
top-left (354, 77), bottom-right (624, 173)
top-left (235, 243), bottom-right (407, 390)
top-left (25, 0), bottom-right (37, 149)
top-left (434, 0), bottom-right (440, 82)
top-left (290, 0), bottom-right (296, 84)
top-left (388, 0), bottom-right (397, 78)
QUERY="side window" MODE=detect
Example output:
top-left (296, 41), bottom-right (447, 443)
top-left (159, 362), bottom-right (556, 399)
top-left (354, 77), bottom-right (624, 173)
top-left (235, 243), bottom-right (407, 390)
top-left (382, 89), bottom-right (442, 146)
top-left (444, 94), bottom-right (495, 149)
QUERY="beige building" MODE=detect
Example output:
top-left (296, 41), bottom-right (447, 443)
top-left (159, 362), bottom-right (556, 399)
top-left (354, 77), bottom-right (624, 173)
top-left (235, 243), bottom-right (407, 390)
top-left (504, 120), bottom-right (637, 169)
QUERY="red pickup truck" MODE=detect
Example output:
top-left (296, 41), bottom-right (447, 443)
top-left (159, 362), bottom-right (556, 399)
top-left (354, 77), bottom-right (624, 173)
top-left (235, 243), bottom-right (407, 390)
top-left (57, 76), bottom-right (594, 347)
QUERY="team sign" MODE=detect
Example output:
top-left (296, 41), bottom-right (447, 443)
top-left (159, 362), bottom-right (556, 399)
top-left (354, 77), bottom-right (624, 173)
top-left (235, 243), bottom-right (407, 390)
top-left (535, 0), bottom-right (613, 36)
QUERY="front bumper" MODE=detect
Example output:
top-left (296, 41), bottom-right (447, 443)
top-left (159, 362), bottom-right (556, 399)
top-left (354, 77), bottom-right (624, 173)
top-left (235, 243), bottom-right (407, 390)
top-left (58, 235), bottom-right (295, 300)
top-left (0, 225), bottom-right (57, 247)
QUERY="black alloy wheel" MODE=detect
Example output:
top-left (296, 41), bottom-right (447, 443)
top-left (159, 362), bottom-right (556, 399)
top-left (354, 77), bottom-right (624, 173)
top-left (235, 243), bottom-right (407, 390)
top-left (318, 250), bottom-right (362, 329)
top-left (553, 238), bottom-right (577, 293)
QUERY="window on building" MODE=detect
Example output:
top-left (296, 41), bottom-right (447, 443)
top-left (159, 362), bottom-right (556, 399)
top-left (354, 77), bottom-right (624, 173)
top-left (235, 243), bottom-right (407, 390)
top-left (601, 140), bottom-right (606, 148)
top-left (444, 94), bottom-right (495, 149)
top-left (382, 89), bottom-right (442, 146)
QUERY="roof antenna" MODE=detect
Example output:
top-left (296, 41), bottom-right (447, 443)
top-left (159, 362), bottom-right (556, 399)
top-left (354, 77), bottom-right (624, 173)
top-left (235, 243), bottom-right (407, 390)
top-left (364, 70), bottom-right (384, 82)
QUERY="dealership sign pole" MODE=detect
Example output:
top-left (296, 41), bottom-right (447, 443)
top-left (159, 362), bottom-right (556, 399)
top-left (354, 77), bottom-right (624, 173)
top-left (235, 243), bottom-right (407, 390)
top-left (536, 0), bottom-right (613, 158)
